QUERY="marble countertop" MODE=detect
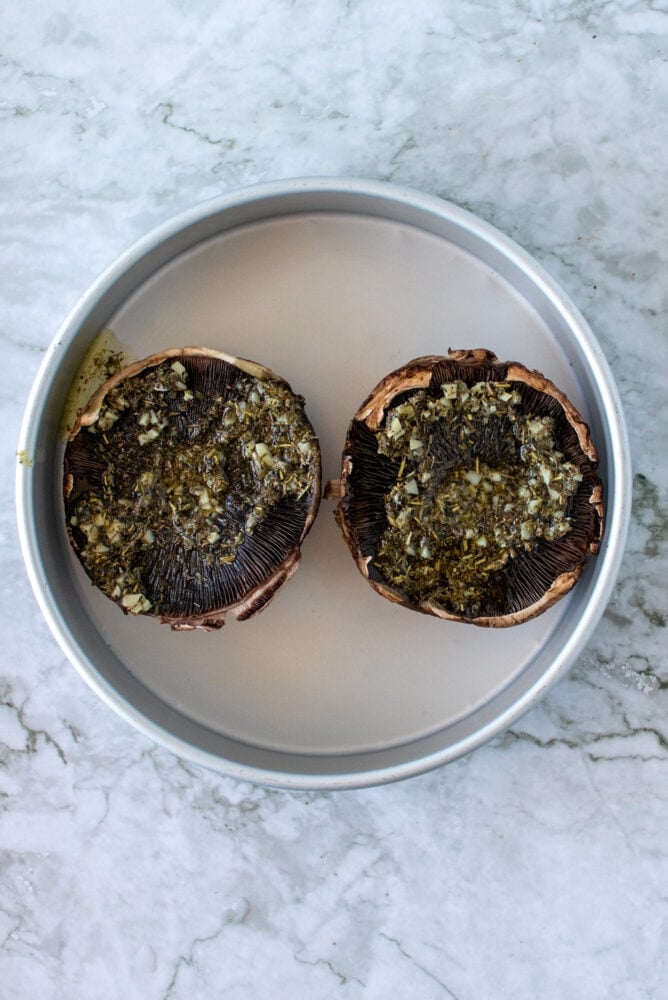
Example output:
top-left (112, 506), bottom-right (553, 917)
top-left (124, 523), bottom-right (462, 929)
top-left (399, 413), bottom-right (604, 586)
top-left (3, 2), bottom-right (667, 997)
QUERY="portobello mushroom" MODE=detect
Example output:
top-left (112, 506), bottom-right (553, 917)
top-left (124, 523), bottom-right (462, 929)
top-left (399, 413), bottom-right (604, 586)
top-left (64, 347), bottom-right (321, 630)
top-left (334, 349), bottom-right (603, 627)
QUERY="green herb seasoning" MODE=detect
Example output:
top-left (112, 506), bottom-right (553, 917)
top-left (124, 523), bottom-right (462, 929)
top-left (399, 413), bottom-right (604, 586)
top-left (66, 358), bottom-right (319, 617)
top-left (373, 380), bottom-right (583, 616)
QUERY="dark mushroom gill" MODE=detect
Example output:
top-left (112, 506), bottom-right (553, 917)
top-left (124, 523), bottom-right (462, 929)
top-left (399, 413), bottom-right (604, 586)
top-left (336, 351), bottom-right (603, 626)
top-left (64, 350), bottom-right (321, 628)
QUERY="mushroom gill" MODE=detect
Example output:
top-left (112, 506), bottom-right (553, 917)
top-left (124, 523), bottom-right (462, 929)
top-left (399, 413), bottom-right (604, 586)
top-left (64, 347), bottom-right (321, 630)
top-left (334, 349), bottom-right (604, 627)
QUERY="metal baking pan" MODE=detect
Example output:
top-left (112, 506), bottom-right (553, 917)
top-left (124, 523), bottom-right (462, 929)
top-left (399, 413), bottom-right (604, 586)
top-left (16, 178), bottom-right (631, 789)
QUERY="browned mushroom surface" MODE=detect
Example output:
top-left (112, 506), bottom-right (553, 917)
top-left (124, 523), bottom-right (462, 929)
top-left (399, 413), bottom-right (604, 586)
top-left (335, 349), bottom-right (603, 627)
top-left (64, 347), bottom-right (321, 630)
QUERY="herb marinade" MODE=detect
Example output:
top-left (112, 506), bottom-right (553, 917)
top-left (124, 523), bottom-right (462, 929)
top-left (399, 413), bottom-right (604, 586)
top-left (374, 380), bottom-right (583, 616)
top-left (67, 359), bottom-right (319, 616)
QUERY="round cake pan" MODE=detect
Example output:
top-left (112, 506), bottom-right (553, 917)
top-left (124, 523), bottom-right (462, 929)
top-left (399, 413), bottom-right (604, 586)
top-left (16, 178), bottom-right (631, 789)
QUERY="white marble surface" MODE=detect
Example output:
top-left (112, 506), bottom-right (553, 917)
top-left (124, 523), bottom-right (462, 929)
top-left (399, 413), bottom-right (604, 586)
top-left (3, 1), bottom-right (668, 997)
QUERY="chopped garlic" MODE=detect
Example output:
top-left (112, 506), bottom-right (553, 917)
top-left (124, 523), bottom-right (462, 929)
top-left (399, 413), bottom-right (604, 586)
top-left (121, 593), bottom-right (152, 614)
top-left (138, 427), bottom-right (160, 445)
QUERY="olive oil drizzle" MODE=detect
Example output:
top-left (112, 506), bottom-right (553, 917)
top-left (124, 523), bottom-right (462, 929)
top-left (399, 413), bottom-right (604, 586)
top-left (373, 380), bottom-right (583, 616)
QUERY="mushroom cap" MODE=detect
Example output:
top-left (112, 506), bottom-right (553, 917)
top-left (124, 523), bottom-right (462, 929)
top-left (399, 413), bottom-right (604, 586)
top-left (64, 347), bottom-right (321, 630)
top-left (334, 349), bottom-right (604, 627)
